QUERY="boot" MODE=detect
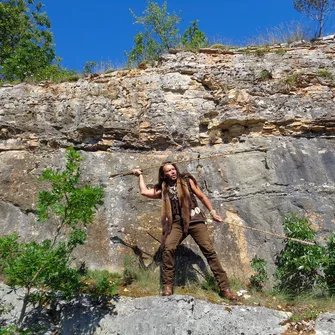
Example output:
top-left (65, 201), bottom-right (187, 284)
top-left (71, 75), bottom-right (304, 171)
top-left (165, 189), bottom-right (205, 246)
top-left (219, 288), bottom-right (237, 301)
top-left (162, 285), bottom-right (173, 296)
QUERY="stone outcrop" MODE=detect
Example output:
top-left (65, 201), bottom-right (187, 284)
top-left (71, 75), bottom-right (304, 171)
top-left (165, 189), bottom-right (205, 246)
top-left (0, 39), bottom-right (334, 281)
top-left (1, 283), bottom-right (334, 335)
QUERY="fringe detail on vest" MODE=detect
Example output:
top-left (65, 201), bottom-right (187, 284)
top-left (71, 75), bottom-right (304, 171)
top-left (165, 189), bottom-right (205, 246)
top-left (160, 178), bottom-right (191, 246)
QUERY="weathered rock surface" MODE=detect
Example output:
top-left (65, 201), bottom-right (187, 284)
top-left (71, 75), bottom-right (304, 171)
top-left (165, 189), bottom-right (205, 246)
top-left (1, 283), bottom-right (335, 335)
top-left (316, 313), bottom-right (335, 335)
top-left (0, 283), bottom-right (290, 334)
top-left (0, 40), bottom-right (334, 279)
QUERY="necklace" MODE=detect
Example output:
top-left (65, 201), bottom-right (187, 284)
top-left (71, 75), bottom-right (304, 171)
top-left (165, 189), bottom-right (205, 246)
top-left (168, 184), bottom-right (178, 200)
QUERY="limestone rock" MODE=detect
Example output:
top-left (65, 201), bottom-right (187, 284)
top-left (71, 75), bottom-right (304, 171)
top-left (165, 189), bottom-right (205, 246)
top-left (316, 313), bottom-right (335, 335)
top-left (0, 284), bottom-right (289, 335)
top-left (0, 40), bottom-right (334, 279)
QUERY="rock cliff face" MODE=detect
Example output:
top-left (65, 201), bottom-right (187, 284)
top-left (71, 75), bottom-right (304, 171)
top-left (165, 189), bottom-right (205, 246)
top-left (0, 39), bottom-right (334, 280)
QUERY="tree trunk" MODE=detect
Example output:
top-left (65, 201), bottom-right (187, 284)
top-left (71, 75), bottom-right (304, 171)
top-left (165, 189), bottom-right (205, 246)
top-left (17, 288), bottom-right (30, 327)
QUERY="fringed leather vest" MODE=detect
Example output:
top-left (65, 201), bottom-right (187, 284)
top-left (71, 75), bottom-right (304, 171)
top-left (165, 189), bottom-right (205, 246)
top-left (161, 176), bottom-right (205, 245)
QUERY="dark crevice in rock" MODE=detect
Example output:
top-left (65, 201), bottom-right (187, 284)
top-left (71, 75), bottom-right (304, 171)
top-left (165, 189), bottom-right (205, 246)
top-left (0, 198), bottom-right (36, 216)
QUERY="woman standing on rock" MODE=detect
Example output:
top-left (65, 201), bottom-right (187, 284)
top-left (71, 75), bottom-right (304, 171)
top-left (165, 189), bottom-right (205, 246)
top-left (132, 162), bottom-right (237, 300)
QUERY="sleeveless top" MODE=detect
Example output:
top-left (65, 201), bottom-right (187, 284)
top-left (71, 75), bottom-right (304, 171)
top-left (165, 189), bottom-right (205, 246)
top-left (167, 177), bottom-right (205, 224)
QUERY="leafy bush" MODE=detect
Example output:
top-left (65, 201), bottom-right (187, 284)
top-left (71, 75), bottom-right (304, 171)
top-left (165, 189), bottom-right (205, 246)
top-left (29, 62), bottom-right (78, 83)
top-left (249, 257), bottom-right (268, 291)
top-left (275, 213), bottom-right (325, 295)
top-left (323, 233), bottom-right (335, 295)
top-left (201, 274), bottom-right (218, 293)
top-left (82, 270), bottom-right (119, 301)
top-left (0, 147), bottom-right (104, 327)
top-left (122, 255), bottom-right (139, 285)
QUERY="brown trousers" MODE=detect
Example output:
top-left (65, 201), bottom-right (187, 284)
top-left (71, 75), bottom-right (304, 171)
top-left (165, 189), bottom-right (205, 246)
top-left (162, 221), bottom-right (230, 291)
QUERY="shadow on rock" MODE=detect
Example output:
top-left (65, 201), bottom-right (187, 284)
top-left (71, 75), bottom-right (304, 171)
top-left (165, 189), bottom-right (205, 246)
top-left (20, 295), bottom-right (119, 335)
top-left (174, 244), bottom-right (210, 286)
top-left (58, 296), bottom-right (118, 335)
top-left (111, 235), bottom-right (211, 289)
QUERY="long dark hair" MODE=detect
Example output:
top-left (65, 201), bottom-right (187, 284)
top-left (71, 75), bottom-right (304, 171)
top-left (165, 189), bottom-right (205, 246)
top-left (155, 162), bottom-right (197, 190)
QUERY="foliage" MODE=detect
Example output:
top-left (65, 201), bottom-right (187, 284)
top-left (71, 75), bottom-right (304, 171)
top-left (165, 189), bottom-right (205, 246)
top-left (254, 47), bottom-right (270, 56)
top-left (284, 72), bottom-right (305, 87)
top-left (0, 147), bottom-right (104, 327)
top-left (293, 0), bottom-right (335, 37)
top-left (209, 43), bottom-right (231, 50)
top-left (0, 0), bottom-right (56, 81)
top-left (323, 233), bottom-right (335, 295)
top-left (181, 20), bottom-right (209, 50)
top-left (275, 213), bottom-right (326, 295)
top-left (249, 257), bottom-right (268, 291)
top-left (120, 254), bottom-right (161, 294)
top-left (83, 61), bottom-right (98, 76)
top-left (81, 270), bottom-right (120, 301)
top-left (126, 0), bottom-right (181, 66)
top-left (0, 325), bottom-right (33, 334)
top-left (122, 255), bottom-right (139, 285)
top-left (201, 274), bottom-right (218, 293)
top-left (316, 69), bottom-right (335, 86)
top-left (274, 48), bottom-right (287, 55)
top-left (257, 69), bottom-right (273, 81)
top-left (126, 1), bottom-right (208, 66)
top-left (317, 69), bottom-right (333, 79)
top-left (29, 60), bottom-right (78, 83)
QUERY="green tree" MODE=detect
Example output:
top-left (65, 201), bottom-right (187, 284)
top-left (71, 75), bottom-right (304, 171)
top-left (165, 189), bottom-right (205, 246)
top-left (275, 213), bottom-right (325, 295)
top-left (323, 233), bottom-right (335, 295)
top-left (126, 1), bottom-right (209, 66)
top-left (0, 0), bottom-right (55, 81)
top-left (0, 147), bottom-right (104, 328)
top-left (293, 0), bottom-right (335, 37)
top-left (181, 20), bottom-right (209, 50)
top-left (126, 0), bottom-right (181, 66)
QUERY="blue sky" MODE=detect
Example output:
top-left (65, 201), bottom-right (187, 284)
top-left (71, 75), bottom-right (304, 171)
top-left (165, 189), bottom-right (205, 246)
top-left (42, 0), bottom-right (335, 72)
